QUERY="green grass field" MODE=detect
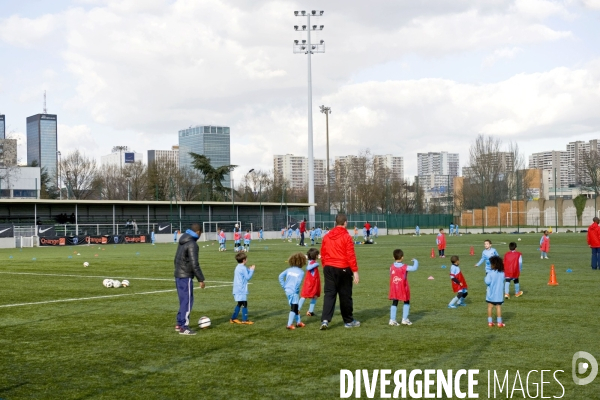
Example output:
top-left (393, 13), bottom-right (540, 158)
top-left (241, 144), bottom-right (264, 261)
top-left (1, 232), bottom-right (599, 399)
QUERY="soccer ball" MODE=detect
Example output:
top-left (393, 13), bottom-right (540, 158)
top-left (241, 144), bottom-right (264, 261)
top-left (198, 316), bottom-right (211, 329)
top-left (113, 280), bottom-right (122, 288)
top-left (83, 262), bottom-right (89, 267)
top-left (518, 238), bottom-right (522, 241)
top-left (103, 279), bottom-right (113, 288)
top-left (235, 223), bottom-right (239, 228)
top-left (121, 279), bottom-right (130, 287)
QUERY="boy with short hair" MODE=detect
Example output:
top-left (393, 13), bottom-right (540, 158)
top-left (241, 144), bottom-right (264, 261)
top-left (218, 229), bottom-right (226, 251)
top-left (243, 229), bottom-right (251, 252)
top-left (448, 255), bottom-right (468, 308)
top-left (233, 228), bottom-right (241, 252)
top-left (230, 252), bottom-right (255, 325)
top-left (475, 239), bottom-right (499, 273)
top-left (504, 242), bottom-right (523, 298)
top-left (436, 228), bottom-right (447, 258)
top-left (389, 249), bottom-right (419, 326)
top-left (450, 223), bottom-right (455, 237)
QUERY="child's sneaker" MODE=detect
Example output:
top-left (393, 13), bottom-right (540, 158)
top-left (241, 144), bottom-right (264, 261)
top-left (344, 320), bottom-right (361, 328)
top-left (458, 302), bottom-right (467, 307)
top-left (306, 311), bottom-right (315, 317)
top-left (540, 256), bottom-right (544, 259)
top-left (488, 322), bottom-right (495, 327)
top-left (320, 321), bottom-right (329, 330)
top-left (504, 293), bottom-right (510, 299)
top-left (389, 319), bottom-right (399, 326)
top-left (544, 256), bottom-right (549, 259)
top-left (401, 319), bottom-right (412, 325)
top-left (448, 305), bottom-right (457, 309)
top-left (241, 320), bottom-right (254, 325)
top-left (286, 325), bottom-right (296, 330)
top-left (230, 319), bottom-right (241, 324)
top-left (296, 322), bottom-right (306, 328)
top-left (179, 327), bottom-right (197, 335)
top-left (175, 325), bottom-right (181, 331)
top-left (497, 322), bottom-right (506, 328)
top-left (515, 291), bottom-right (524, 297)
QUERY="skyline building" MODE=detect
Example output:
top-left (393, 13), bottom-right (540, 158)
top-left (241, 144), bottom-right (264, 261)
top-left (417, 151), bottom-right (459, 197)
top-left (373, 154), bottom-right (404, 180)
top-left (100, 147), bottom-right (143, 167)
top-left (26, 113), bottom-right (57, 182)
top-left (179, 125), bottom-right (231, 187)
top-left (0, 114), bottom-right (4, 140)
top-left (273, 154), bottom-right (326, 190)
top-left (148, 146), bottom-right (179, 168)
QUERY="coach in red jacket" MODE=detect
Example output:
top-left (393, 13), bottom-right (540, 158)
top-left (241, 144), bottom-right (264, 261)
top-left (299, 218), bottom-right (306, 247)
top-left (587, 217), bottom-right (600, 270)
top-left (319, 213), bottom-right (360, 330)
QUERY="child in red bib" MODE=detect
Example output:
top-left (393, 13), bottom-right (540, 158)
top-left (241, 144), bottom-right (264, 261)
top-left (298, 248), bottom-right (321, 317)
top-left (389, 249), bottom-right (419, 326)
top-left (448, 255), bottom-right (468, 308)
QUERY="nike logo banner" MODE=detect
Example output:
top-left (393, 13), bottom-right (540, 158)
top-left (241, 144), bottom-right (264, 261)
top-left (0, 224), bottom-right (14, 238)
top-left (37, 225), bottom-right (56, 237)
top-left (158, 223), bottom-right (171, 232)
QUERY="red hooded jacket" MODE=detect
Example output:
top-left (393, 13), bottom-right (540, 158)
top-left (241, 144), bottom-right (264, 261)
top-left (588, 222), bottom-right (600, 248)
top-left (321, 226), bottom-right (358, 272)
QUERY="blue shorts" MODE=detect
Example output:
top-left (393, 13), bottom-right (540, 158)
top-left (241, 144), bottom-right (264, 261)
top-left (244, 240), bottom-right (250, 245)
top-left (287, 293), bottom-right (299, 305)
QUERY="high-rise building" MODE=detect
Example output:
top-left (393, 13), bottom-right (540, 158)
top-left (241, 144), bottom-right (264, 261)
top-left (373, 154), bottom-right (404, 180)
top-left (528, 150), bottom-right (569, 189)
top-left (27, 114), bottom-right (57, 181)
top-left (0, 114), bottom-right (5, 140)
top-left (101, 147), bottom-right (143, 167)
top-left (566, 140), bottom-right (600, 186)
top-left (273, 154), bottom-right (326, 190)
top-left (417, 151), bottom-right (459, 196)
top-left (148, 146), bottom-right (179, 168)
top-left (179, 125), bottom-right (231, 187)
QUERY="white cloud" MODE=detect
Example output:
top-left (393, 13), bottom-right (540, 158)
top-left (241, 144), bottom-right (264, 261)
top-left (482, 47), bottom-right (524, 67)
top-left (581, 0), bottom-right (600, 10)
top-left (0, 14), bottom-right (60, 48)
top-left (57, 124), bottom-right (98, 156)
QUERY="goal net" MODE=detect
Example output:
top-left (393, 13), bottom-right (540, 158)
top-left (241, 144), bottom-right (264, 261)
top-left (202, 221), bottom-right (255, 241)
top-left (16, 236), bottom-right (34, 248)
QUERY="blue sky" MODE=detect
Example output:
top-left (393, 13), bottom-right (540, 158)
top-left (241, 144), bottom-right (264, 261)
top-left (1, 0), bottom-right (600, 181)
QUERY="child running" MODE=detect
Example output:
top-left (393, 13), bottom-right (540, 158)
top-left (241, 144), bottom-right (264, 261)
top-left (298, 248), bottom-right (321, 317)
top-left (539, 230), bottom-right (550, 259)
top-left (279, 253), bottom-right (306, 330)
top-left (504, 242), bottom-right (523, 298)
top-left (389, 249), bottom-right (419, 326)
top-left (448, 255), bottom-right (468, 308)
top-left (230, 252), bottom-right (255, 325)
top-left (475, 239), bottom-right (499, 273)
top-left (436, 228), bottom-right (447, 258)
top-left (485, 255), bottom-right (505, 328)
top-left (243, 230), bottom-right (251, 252)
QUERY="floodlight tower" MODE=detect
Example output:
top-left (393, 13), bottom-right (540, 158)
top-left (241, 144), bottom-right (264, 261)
top-left (294, 10), bottom-right (325, 226)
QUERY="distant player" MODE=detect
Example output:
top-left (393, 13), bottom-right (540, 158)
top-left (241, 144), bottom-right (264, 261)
top-left (388, 249), bottom-right (419, 326)
top-left (314, 227), bottom-right (322, 243)
top-left (373, 225), bottom-right (378, 238)
top-left (281, 227), bottom-right (286, 241)
top-left (243, 230), bottom-right (251, 252)
top-left (259, 227), bottom-right (264, 241)
top-left (504, 242), bottom-right (523, 299)
top-left (362, 226), bottom-right (367, 241)
top-left (455, 224), bottom-right (459, 236)
top-left (415, 225), bottom-right (420, 236)
top-left (448, 255), bottom-right (468, 308)
top-left (234, 228), bottom-right (242, 252)
top-left (539, 230), bottom-right (550, 259)
top-left (475, 239), bottom-right (499, 273)
top-left (230, 252), bottom-right (255, 325)
top-left (279, 253), bottom-right (306, 330)
top-left (310, 228), bottom-right (316, 245)
top-left (364, 221), bottom-right (371, 239)
top-left (287, 226), bottom-right (293, 242)
top-left (353, 226), bottom-right (358, 241)
top-left (218, 229), bottom-right (226, 251)
top-left (151, 230), bottom-right (156, 245)
top-left (450, 223), bottom-right (455, 236)
top-left (485, 255), bottom-right (505, 327)
top-left (295, 227), bottom-right (300, 242)
top-left (298, 248), bottom-right (321, 317)
top-left (436, 228), bottom-right (446, 258)
top-left (173, 230), bottom-right (179, 244)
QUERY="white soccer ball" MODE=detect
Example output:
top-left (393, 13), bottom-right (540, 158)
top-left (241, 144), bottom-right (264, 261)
top-left (235, 224), bottom-right (239, 228)
top-left (121, 279), bottom-right (130, 287)
top-left (103, 279), bottom-right (113, 288)
top-left (113, 280), bottom-right (122, 288)
top-left (518, 238), bottom-right (522, 241)
top-left (83, 262), bottom-right (89, 267)
top-left (198, 316), bottom-right (211, 329)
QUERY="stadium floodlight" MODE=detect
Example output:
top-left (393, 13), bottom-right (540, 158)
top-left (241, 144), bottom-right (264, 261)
top-left (320, 10), bottom-right (324, 15)
top-left (293, 9), bottom-right (326, 227)
top-left (294, 40), bottom-right (299, 44)
top-left (294, 11), bottom-right (299, 15)
top-left (320, 25), bottom-right (324, 29)
top-left (294, 25), bottom-right (298, 30)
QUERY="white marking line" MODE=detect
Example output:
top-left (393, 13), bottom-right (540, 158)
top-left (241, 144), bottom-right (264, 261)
top-left (0, 271), bottom-right (232, 284)
top-left (0, 284), bottom-right (234, 308)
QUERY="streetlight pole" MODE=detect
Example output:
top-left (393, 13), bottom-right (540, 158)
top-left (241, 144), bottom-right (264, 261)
top-left (245, 168), bottom-right (254, 202)
top-left (294, 10), bottom-right (325, 227)
top-left (319, 105), bottom-right (331, 215)
top-left (57, 151), bottom-right (62, 200)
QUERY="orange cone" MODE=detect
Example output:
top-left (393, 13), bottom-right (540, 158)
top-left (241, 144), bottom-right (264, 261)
top-left (469, 246), bottom-right (475, 256)
top-left (548, 264), bottom-right (559, 286)
top-left (431, 248), bottom-right (436, 258)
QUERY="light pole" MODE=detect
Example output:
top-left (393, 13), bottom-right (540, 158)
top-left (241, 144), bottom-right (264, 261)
top-left (245, 168), bottom-right (254, 202)
top-left (319, 105), bottom-right (331, 214)
top-left (57, 151), bottom-right (62, 200)
top-left (66, 170), bottom-right (71, 200)
top-left (294, 10), bottom-right (325, 226)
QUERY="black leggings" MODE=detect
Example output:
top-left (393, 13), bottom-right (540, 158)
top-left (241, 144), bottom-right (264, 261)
top-left (392, 300), bottom-right (410, 306)
top-left (505, 278), bottom-right (519, 284)
top-left (237, 301), bottom-right (248, 308)
top-left (290, 303), bottom-right (299, 315)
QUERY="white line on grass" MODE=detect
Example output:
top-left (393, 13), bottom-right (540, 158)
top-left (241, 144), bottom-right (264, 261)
top-left (0, 283), bottom-right (233, 308)
top-left (0, 271), bottom-right (232, 284)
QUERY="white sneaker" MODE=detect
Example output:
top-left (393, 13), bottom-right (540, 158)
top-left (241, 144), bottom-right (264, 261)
top-left (389, 319), bottom-right (399, 326)
top-left (544, 256), bottom-right (549, 259)
top-left (540, 256), bottom-right (543, 259)
top-left (401, 319), bottom-right (412, 325)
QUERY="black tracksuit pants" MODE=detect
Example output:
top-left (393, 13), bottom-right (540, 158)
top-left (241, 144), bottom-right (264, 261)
top-left (321, 266), bottom-right (354, 324)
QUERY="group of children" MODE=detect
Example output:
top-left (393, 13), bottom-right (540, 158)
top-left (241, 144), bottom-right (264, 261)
top-left (280, 226), bottom-right (327, 245)
top-left (218, 227), bottom-right (252, 252)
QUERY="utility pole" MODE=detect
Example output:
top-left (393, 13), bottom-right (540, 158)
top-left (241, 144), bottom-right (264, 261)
top-left (319, 105), bottom-right (331, 215)
top-left (294, 10), bottom-right (325, 227)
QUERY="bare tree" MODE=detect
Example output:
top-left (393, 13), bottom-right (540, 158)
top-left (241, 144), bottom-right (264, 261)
top-left (58, 150), bottom-right (98, 199)
top-left (580, 149), bottom-right (600, 199)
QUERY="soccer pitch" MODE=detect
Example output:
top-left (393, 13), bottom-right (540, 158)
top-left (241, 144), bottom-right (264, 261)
top-left (1, 233), bottom-right (598, 399)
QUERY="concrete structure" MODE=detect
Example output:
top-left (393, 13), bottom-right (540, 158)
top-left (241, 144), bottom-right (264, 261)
top-left (417, 151), bottom-right (459, 199)
top-left (27, 114), bottom-right (57, 181)
top-left (273, 154), bottom-right (326, 190)
top-left (179, 125), bottom-right (231, 187)
top-left (529, 150), bottom-right (569, 189)
top-left (0, 114), bottom-right (4, 140)
top-left (148, 146), bottom-right (179, 168)
top-left (0, 139), bottom-right (18, 167)
top-left (101, 147), bottom-right (143, 167)
top-left (374, 154), bottom-right (404, 180)
top-left (0, 166), bottom-right (41, 198)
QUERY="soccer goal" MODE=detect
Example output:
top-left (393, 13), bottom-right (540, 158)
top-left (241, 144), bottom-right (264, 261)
top-left (505, 212), bottom-right (527, 228)
top-left (202, 221), bottom-right (254, 241)
top-left (16, 236), bottom-right (34, 248)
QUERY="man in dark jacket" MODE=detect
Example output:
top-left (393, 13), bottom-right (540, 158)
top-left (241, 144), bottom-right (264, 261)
top-left (174, 223), bottom-right (205, 335)
top-left (319, 213), bottom-right (360, 330)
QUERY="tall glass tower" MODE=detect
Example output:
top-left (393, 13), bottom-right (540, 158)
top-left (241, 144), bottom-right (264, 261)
top-left (0, 114), bottom-right (5, 139)
top-left (178, 125), bottom-right (231, 187)
top-left (27, 114), bottom-right (57, 183)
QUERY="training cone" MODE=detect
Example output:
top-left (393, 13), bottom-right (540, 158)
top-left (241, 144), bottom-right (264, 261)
top-left (469, 246), bottom-right (475, 256)
top-left (431, 248), bottom-right (435, 258)
top-left (548, 264), bottom-right (559, 286)
top-left (428, 276), bottom-right (435, 280)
